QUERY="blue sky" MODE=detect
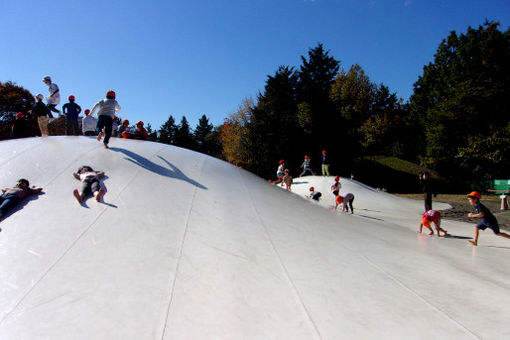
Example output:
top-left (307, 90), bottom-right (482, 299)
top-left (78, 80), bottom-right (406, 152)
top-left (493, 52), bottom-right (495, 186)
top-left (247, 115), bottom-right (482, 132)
top-left (1, 0), bottom-right (509, 130)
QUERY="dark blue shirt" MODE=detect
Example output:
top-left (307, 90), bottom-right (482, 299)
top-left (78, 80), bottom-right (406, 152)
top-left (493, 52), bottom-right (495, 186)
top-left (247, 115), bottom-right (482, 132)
top-left (62, 102), bottom-right (82, 120)
top-left (475, 202), bottom-right (497, 226)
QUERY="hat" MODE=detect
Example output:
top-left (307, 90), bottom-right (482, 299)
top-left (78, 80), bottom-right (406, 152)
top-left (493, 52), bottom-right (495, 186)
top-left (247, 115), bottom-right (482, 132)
top-left (106, 90), bottom-right (116, 99)
top-left (42, 76), bottom-right (51, 82)
top-left (16, 112), bottom-right (24, 118)
top-left (84, 109), bottom-right (90, 115)
top-left (309, 186), bottom-right (314, 191)
top-left (136, 121), bottom-right (144, 126)
top-left (322, 150), bottom-right (326, 154)
top-left (123, 119), bottom-right (130, 125)
top-left (36, 94), bottom-right (44, 100)
top-left (68, 95), bottom-right (75, 101)
top-left (467, 191), bottom-right (482, 199)
top-left (279, 159), bottom-right (284, 164)
top-left (334, 176), bottom-right (340, 181)
top-left (305, 155), bottom-right (309, 159)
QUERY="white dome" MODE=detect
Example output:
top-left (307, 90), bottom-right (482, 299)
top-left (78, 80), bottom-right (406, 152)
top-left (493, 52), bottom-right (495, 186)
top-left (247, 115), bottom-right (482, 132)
top-left (0, 137), bottom-right (509, 339)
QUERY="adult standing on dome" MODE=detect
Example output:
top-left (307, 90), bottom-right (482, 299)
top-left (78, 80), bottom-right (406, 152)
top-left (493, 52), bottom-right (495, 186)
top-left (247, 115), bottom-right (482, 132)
top-left (90, 90), bottom-right (121, 148)
top-left (62, 95), bottom-right (82, 136)
top-left (321, 150), bottom-right (330, 176)
top-left (42, 76), bottom-right (61, 116)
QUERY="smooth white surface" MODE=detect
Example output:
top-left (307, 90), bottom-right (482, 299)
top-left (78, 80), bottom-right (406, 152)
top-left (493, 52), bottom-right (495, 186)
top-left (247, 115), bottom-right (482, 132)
top-left (0, 137), bottom-right (509, 339)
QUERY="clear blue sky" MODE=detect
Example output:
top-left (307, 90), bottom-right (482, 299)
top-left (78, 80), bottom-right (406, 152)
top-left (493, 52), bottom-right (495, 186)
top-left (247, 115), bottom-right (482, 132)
top-left (1, 0), bottom-right (509, 130)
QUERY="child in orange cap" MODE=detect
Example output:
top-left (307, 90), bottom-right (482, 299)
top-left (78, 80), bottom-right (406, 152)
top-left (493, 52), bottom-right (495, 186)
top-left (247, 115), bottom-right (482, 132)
top-left (419, 210), bottom-right (448, 236)
top-left (334, 193), bottom-right (354, 213)
top-left (467, 191), bottom-right (510, 246)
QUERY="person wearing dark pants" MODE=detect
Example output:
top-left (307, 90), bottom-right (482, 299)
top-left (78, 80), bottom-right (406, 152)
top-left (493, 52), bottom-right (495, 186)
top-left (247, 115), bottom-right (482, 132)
top-left (90, 90), bottom-right (121, 148)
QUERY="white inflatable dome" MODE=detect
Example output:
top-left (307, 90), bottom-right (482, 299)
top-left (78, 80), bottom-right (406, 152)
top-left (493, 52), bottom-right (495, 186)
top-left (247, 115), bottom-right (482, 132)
top-left (0, 137), bottom-right (509, 339)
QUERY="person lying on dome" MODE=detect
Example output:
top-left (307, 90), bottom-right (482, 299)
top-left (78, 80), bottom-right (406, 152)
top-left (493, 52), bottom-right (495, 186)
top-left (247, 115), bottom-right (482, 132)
top-left (0, 179), bottom-right (43, 219)
top-left (73, 166), bottom-right (105, 203)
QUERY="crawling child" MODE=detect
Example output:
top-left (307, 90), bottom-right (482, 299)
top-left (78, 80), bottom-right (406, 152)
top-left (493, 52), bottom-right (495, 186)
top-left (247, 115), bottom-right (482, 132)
top-left (419, 210), bottom-right (448, 236)
top-left (73, 166), bottom-right (105, 203)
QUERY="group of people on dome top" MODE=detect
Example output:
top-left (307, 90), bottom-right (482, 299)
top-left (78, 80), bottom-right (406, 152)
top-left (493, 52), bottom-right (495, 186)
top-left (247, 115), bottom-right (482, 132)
top-left (270, 151), bottom-right (355, 214)
top-left (12, 76), bottom-right (148, 148)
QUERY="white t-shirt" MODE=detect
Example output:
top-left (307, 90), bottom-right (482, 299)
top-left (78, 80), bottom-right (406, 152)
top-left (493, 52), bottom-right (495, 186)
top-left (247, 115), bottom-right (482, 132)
top-left (82, 115), bottom-right (97, 133)
top-left (46, 83), bottom-right (60, 105)
top-left (90, 99), bottom-right (121, 119)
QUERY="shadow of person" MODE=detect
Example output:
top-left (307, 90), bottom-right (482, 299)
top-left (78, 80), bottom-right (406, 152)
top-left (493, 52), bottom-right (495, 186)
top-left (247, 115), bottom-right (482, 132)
top-left (443, 234), bottom-right (472, 240)
top-left (109, 147), bottom-right (207, 190)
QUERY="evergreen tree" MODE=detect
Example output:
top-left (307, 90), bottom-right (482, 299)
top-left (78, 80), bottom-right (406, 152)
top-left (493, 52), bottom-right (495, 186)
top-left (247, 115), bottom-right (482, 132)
top-left (174, 116), bottom-right (195, 149)
top-left (158, 115), bottom-right (177, 145)
top-left (194, 114), bottom-right (213, 152)
top-left (297, 43), bottom-right (340, 152)
top-left (249, 66), bottom-right (302, 176)
top-left (146, 123), bottom-right (158, 140)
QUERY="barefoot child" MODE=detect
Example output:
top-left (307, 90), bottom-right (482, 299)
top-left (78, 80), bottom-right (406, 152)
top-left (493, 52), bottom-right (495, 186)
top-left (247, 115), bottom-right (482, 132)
top-left (73, 166), bottom-right (105, 203)
top-left (283, 169), bottom-right (293, 191)
top-left (419, 210), bottom-right (448, 236)
top-left (466, 191), bottom-right (510, 246)
top-left (0, 179), bottom-right (43, 219)
top-left (334, 193), bottom-right (355, 214)
top-left (90, 90), bottom-right (121, 148)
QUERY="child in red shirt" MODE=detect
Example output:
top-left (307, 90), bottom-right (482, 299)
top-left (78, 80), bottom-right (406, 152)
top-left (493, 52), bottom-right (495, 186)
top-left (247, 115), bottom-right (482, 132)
top-left (419, 210), bottom-right (448, 236)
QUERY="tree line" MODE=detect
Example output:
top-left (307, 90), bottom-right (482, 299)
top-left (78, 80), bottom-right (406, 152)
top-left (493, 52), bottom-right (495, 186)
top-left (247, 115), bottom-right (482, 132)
top-left (221, 21), bottom-right (510, 189)
top-left (2, 21), bottom-right (508, 190)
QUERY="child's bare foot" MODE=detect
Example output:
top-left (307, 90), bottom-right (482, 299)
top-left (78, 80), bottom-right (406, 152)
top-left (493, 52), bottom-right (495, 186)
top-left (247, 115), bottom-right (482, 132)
top-left (97, 132), bottom-right (103, 141)
top-left (428, 231), bottom-right (434, 235)
top-left (73, 189), bottom-right (82, 203)
top-left (95, 188), bottom-right (105, 201)
top-left (468, 240), bottom-right (477, 246)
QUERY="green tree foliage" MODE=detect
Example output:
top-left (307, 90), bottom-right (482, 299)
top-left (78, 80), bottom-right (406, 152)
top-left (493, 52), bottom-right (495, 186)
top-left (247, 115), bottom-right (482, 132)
top-left (409, 21), bottom-right (510, 179)
top-left (174, 116), bottom-right (195, 149)
top-left (0, 81), bottom-right (35, 122)
top-left (158, 115), bottom-right (177, 145)
top-left (358, 85), bottom-right (408, 157)
top-left (0, 81), bottom-right (37, 139)
top-left (297, 43), bottom-right (339, 150)
top-left (146, 123), bottom-right (158, 140)
top-left (248, 66), bottom-right (303, 176)
top-left (194, 114), bottom-right (214, 152)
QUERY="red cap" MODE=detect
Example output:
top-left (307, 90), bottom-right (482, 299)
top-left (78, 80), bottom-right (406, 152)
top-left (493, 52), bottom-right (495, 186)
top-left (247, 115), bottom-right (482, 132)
top-left (106, 90), bottom-right (116, 99)
top-left (16, 112), bottom-right (24, 118)
top-left (68, 95), bottom-right (75, 101)
top-left (309, 186), bottom-right (314, 191)
top-left (322, 150), bottom-right (326, 154)
top-left (136, 121), bottom-right (144, 126)
top-left (84, 109), bottom-right (90, 115)
top-left (467, 191), bottom-right (482, 199)
top-left (123, 119), bottom-right (130, 125)
top-left (305, 155), bottom-right (309, 159)
top-left (335, 176), bottom-right (340, 181)
top-left (279, 159), bottom-right (284, 164)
